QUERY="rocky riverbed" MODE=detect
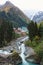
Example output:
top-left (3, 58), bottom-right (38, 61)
top-left (0, 36), bottom-right (25, 65)
top-left (0, 53), bottom-right (22, 65)
top-left (0, 36), bottom-right (40, 65)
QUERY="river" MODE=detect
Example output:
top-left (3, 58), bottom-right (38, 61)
top-left (18, 37), bottom-right (39, 65)
top-left (0, 36), bottom-right (40, 65)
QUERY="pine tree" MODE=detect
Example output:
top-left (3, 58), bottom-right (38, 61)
top-left (5, 21), bottom-right (13, 42)
top-left (0, 19), bottom-right (13, 47)
top-left (28, 21), bottom-right (35, 41)
top-left (35, 22), bottom-right (38, 35)
top-left (39, 23), bottom-right (43, 37)
top-left (0, 20), bottom-right (5, 47)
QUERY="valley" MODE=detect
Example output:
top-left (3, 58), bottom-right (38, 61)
top-left (0, 1), bottom-right (43, 65)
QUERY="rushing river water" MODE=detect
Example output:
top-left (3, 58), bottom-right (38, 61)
top-left (18, 43), bottom-right (39, 65)
top-left (0, 36), bottom-right (40, 65)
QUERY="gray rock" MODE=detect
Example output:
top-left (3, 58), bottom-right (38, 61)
top-left (25, 54), bottom-right (40, 64)
top-left (24, 46), bottom-right (40, 64)
top-left (24, 46), bottom-right (36, 57)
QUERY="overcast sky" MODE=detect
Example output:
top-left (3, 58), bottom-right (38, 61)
top-left (0, 0), bottom-right (43, 11)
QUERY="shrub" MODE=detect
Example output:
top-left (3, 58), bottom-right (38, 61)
top-left (35, 41), bottom-right (43, 59)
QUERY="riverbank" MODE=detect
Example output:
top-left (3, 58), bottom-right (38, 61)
top-left (24, 38), bottom-right (43, 65)
top-left (0, 36), bottom-right (26, 65)
top-left (0, 36), bottom-right (26, 52)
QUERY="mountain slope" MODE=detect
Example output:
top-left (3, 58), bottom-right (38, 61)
top-left (32, 11), bottom-right (43, 22)
top-left (24, 10), bottom-right (43, 23)
top-left (0, 1), bottom-right (30, 28)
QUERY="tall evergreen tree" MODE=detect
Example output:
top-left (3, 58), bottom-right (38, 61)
top-left (28, 21), bottom-right (35, 41)
top-left (0, 20), bottom-right (5, 47)
top-left (39, 22), bottom-right (43, 37)
top-left (5, 21), bottom-right (13, 42)
top-left (28, 21), bottom-right (39, 41)
top-left (35, 22), bottom-right (38, 35)
top-left (0, 19), bottom-right (13, 47)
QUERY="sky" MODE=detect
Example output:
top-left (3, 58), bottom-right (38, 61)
top-left (0, 0), bottom-right (43, 11)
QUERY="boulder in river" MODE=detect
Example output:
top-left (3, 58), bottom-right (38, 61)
top-left (25, 54), bottom-right (40, 64)
top-left (0, 51), bottom-right (22, 65)
top-left (24, 46), bottom-right (36, 57)
top-left (24, 46), bottom-right (40, 64)
top-left (7, 51), bottom-right (22, 65)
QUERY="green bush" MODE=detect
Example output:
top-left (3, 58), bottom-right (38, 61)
top-left (35, 41), bottom-right (43, 58)
top-left (25, 40), bottom-right (32, 47)
top-left (15, 33), bottom-right (21, 39)
top-left (25, 40), bottom-right (38, 47)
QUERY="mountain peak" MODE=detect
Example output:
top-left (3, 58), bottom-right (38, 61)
top-left (0, 1), bottom-right (14, 12)
top-left (32, 11), bottom-right (43, 22)
top-left (4, 1), bottom-right (14, 7)
top-left (0, 1), bottom-right (30, 23)
top-left (5, 1), bottom-right (11, 3)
